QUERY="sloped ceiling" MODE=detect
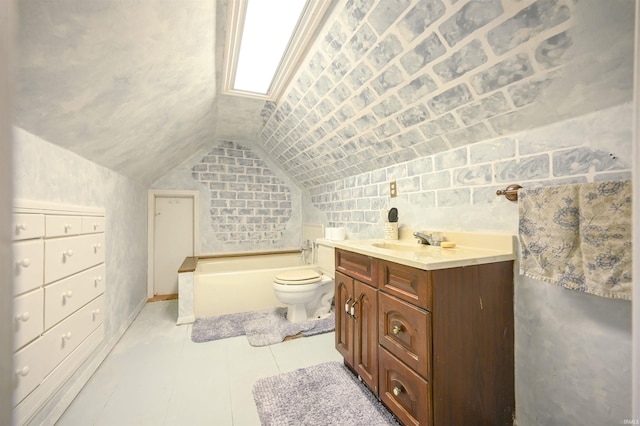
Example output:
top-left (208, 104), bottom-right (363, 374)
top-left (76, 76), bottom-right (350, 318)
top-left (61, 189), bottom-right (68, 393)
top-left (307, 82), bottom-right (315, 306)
top-left (14, 0), bottom-right (634, 187)
top-left (15, 0), bottom-right (265, 184)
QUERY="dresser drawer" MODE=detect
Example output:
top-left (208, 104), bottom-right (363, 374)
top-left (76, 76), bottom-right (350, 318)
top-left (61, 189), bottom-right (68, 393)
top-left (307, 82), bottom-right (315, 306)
top-left (44, 264), bottom-right (105, 330)
top-left (81, 216), bottom-right (105, 234)
top-left (12, 213), bottom-right (45, 240)
top-left (335, 249), bottom-right (375, 285)
top-left (13, 240), bottom-right (44, 295)
top-left (379, 292), bottom-right (431, 379)
top-left (379, 347), bottom-right (432, 426)
top-left (40, 295), bottom-right (104, 376)
top-left (378, 260), bottom-right (432, 310)
top-left (45, 215), bottom-right (82, 237)
top-left (13, 338), bottom-right (47, 407)
top-left (14, 289), bottom-right (44, 350)
top-left (44, 234), bottom-right (105, 284)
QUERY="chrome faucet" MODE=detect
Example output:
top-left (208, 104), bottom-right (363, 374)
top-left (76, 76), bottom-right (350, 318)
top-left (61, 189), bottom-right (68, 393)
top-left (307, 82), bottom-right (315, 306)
top-left (413, 231), bottom-right (431, 245)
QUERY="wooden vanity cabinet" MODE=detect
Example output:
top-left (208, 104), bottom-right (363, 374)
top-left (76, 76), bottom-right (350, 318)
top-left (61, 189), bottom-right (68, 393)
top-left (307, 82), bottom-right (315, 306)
top-left (335, 248), bottom-right (515, 426)
top-left (334, 251), bottom-right (379, 393)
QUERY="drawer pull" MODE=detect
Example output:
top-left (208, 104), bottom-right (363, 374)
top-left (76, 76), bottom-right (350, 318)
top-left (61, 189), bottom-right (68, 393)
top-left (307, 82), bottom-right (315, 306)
top-left (16, 223), bottom-right (28, 231)
top-left (62, 332), bottom-right (72, 340)
top-left (15, 312), bottom-right (30, 322)
top-left (93, 309), bottom-right (101, 317)
top-left (94, 243), bottom-right (102, 250)
top-left (350, 301), bottom-right (358, 319)
top-left (16, 366), bottom-right (30, 377)
top-left (16, 258), bottom-right (31, 268)
top-left (63, 249), bottom-right (74, 258)
top-left (63, 291), bottom-right (73, 298)
top-left (393, 386), bottom-right (403, 396)
top-left (64, 224), bottom-right (73, 231)
top-left (392, 325), bottom-right (403, 335)
top-left (344, 298), bottom-right (352, 314)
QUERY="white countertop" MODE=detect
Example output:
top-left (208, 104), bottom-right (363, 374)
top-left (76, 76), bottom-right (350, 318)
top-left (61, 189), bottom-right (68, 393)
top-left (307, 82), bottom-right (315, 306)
top-left (324, 229), bottom-right (516, 271)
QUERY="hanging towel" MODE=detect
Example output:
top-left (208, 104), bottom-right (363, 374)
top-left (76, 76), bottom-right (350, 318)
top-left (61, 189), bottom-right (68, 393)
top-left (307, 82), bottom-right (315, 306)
top-left (518, 180), bottom-right (632, 300)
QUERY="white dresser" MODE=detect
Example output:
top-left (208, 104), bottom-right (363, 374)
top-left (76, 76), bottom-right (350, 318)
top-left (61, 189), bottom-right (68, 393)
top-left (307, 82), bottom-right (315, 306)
top-left (12, 200), bottom-right (106, 425)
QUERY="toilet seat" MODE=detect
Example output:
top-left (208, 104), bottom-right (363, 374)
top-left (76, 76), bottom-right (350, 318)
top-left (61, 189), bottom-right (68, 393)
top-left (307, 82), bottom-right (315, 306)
top-left (274, 269), bottom-right (322, 285)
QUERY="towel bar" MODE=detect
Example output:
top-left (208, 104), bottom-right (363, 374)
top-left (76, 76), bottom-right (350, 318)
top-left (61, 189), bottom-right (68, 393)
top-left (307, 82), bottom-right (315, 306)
top-left (496, 184), bottom-right (522, 201)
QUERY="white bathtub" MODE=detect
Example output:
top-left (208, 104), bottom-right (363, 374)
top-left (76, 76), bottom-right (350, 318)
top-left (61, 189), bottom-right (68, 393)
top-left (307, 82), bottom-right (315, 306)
top-left (193, 252), bottom-right (317, 318)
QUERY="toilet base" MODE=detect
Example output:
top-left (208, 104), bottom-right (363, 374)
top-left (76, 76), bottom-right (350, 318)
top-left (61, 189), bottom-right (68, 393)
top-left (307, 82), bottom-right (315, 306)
top-left (286, 304), bottom-right (309, 324)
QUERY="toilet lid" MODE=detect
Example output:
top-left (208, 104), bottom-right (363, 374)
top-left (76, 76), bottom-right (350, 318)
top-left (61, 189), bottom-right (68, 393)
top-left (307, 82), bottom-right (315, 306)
top-left (274, 269), bottom-right (322, 285)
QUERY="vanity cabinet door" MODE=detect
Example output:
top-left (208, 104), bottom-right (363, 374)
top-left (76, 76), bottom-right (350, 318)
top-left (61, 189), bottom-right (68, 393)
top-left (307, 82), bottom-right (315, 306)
top-left (335, 271), bottom-right (379, 394)
top-left (334, 271), bottom-right (354, 366)
top-left (353, 280), bottom-right (378, 393)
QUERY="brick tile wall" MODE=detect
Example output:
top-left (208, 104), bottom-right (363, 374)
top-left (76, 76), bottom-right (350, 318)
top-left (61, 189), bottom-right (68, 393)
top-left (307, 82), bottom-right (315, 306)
top-left (191, 141), bottom-right (292, 245)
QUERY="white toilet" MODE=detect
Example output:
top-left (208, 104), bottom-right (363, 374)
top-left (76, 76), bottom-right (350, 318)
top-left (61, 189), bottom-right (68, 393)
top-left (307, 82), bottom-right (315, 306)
top-left (273, 240), bottom-right (335, 323)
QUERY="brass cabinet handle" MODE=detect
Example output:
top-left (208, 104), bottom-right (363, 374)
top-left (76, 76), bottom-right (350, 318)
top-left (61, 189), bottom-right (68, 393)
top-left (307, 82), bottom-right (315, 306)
top-left (392, 324), bottom-right (403, 335)
top-left (393, 386), bottom-right (402, 396)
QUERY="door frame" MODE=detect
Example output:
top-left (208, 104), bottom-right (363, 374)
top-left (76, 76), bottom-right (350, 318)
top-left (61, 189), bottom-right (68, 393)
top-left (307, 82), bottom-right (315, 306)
top-left (147, 190), bottom-right (200, 299)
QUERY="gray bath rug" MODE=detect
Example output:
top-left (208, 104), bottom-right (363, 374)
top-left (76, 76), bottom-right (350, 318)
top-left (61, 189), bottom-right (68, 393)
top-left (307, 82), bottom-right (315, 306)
top-left (191, 309), bottom-right (273, 343)
top-left (191, 307), bottom-right (335, 346)
top-left (253, 362), bottom-right (400, 426)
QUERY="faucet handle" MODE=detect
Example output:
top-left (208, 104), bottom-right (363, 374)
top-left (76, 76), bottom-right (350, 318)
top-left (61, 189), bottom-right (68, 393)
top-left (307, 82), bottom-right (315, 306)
top-left (430, 232), bottom-right (443, 246)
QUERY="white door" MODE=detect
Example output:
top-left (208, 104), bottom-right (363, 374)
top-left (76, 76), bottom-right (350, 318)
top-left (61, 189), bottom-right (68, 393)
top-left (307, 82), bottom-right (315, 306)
top-left (153, 196), bottom-right (194, 295)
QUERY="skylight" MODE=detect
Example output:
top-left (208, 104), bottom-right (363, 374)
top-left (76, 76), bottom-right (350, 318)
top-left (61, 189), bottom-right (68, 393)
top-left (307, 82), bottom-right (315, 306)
top-left (233, 0), bottom-right (307, 94)
top-left (223, 0), bottom-right (333, 100)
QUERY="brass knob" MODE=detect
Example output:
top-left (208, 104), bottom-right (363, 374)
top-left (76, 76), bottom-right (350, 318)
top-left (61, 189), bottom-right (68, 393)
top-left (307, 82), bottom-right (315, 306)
top-left (393, 386), bottom-right (402, 396)
top-left (392, 325), bottom-right (402, 335)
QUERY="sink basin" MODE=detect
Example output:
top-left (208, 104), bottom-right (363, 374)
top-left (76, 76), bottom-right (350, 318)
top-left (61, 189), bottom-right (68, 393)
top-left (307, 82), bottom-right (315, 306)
top-left (371, 242), bottom-right (434, 252)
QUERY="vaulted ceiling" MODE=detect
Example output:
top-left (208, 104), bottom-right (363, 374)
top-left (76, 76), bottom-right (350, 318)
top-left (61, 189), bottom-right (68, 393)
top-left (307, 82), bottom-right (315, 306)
top-left (14, 0), bottom-right (634, 187)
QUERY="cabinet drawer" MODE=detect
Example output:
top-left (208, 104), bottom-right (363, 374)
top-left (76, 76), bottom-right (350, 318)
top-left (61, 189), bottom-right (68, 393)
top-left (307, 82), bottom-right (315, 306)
top-left (13, 338), bottom-right (47, 407)
top-left (13, 240), bottom-right (44, 296)
top-left (44, 234), bottom-right (105, 283)
top-left (335, 249), bottom-right (375, 286)
top-left (379, 347), bottom-right (432, 426)
top-left (12, 213), bottom-right (45, 240)
top-left (45, 215), bottom-right (82, 237)
top-left (378, 260), bottom-right (432, 310)
top-left (44, 264), bottom-right (106, 330)
top-left (14, 289), bottom-right (44, 350)
top-left (40, 295), bottom-right (104, 376)
top-left (379, 292), bottom-right (431, 379)
top-left (81, 216), bottom-right (105, 234)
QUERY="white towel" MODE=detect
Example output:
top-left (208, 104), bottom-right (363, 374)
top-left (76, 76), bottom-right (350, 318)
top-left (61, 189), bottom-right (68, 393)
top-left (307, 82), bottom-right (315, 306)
top-left (518, 180), bottom-right (632, 300)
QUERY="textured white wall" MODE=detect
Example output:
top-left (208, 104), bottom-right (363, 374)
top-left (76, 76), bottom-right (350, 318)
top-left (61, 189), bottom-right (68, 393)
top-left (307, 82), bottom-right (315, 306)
top-left (12, 127), bottom-right (148, 423)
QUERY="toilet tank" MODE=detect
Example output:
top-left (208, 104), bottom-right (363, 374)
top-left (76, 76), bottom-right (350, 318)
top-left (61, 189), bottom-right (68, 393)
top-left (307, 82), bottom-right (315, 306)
top-left (316, 240), bottom-right (335, 278)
